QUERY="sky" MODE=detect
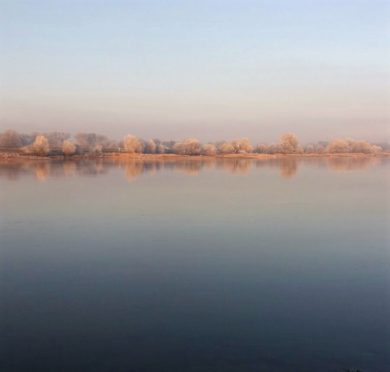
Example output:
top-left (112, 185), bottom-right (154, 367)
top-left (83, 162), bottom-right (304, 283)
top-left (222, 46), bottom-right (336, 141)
top-left (0, 0), bottom-right (389, 143)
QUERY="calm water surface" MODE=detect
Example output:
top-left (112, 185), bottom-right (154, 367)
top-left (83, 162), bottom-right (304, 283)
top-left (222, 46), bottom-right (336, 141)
top-left (0, 157), bottom-right (389, 372)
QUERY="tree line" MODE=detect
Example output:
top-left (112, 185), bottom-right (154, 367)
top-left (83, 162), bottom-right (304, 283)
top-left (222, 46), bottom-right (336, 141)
top-left (0, 129), bottom-right (385, 156)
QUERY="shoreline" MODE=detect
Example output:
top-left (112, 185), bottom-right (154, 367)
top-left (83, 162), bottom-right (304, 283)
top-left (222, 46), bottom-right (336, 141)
top-left (0, 152), bottom-right (389, 161)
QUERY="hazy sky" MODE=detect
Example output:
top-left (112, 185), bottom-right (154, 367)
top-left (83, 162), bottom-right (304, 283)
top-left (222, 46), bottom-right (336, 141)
top-left (0, 0), bottom-right (389, 142)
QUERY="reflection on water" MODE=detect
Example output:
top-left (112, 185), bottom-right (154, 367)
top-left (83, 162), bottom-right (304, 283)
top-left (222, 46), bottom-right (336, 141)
top-left (1, 155), bottom-right (389, 372)
top-left (0, 156), bottom-right (386, 182)
top-left (326, 156), bottom-right (382, 172)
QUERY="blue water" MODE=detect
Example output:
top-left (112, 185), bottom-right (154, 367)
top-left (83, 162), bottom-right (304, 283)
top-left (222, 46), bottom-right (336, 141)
top-left (0, 157), bottom-right (389, 371)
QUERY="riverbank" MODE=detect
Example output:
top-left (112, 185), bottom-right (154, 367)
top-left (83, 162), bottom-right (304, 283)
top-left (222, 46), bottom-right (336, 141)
top-left (0, 151), bottom-right (389, 161)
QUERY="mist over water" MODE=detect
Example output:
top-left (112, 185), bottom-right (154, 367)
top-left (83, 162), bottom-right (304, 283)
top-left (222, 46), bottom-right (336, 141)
top-left (0, 157), bottom-right (389, 372)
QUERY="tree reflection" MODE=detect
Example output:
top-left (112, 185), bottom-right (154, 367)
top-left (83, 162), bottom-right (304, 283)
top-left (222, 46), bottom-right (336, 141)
top-left (63, 161), bottom-right (77, 177)
top-left (279, 158), bottom-right (298, 179)
top-left (34, 162), bottom-right (50, 182)
top-left (327, 156), bottom-right (380, 171)
top-left (0, 156), bottom-right (385, 182)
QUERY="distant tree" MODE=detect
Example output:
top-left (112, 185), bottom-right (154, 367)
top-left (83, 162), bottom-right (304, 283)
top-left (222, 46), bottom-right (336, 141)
top-left (217, 138), bottom-right (253, 154)
top-left (254, 144), bottom-right (269, 153)
top-left (173, 138), bottom-right (202, 155)
top-left (370, 145), bottom-right (383, 153)
top-left (31, 135), bottom-right (50, 155)
top-left (75, 133), bottom-right (111, 153)
top-left (231, 138), bottom-right (253, 153)
top-left (162, 140), bottom-right (176, 154)
top-left (375, 142), bottom-right (390, 152)
top-left (326, 138), bottom-right (383, 154)
top-left (20, 134), bottom-right (35, 146)
top-left (280, 133), bottom-right (299, 153)
top-left (0, 130), bottom-right (23, 148)
top-left (145, 139), bottom-right (157, 154)
top-left (304, 142), bottom-right (326, 154)
top-left (151, 139), bottom-right (164, 154)
top-left (218, 142), bottom-right (235, 154)
top-left (123, 134), bottom-right (144, 153)
top-left (201, 143), bottom-right (217, 156)
top-left (268, 144), bottom-right (282, 154)
top-left (348, 139), bottom-right (382, 154)
top-left (75, 133), bottom-right (94, 150)
top-left (156, 144), bottom-right (166, 154)
top-left (92, 144), bottom-right (103, 155)
top-left (62, 140), bottom-right (76, 156)
top-left (303, 144), bottom-right (316, 153)
top-left (326, 139), bottom-right (350, 153)
top-left (45, 132), bottom-right (70, 148)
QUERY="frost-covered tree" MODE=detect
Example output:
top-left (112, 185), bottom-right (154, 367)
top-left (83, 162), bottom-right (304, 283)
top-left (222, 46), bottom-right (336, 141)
top-left (173, 138), bottom-right (202, 155)
top-left (145, 139), bottom-right (157, 154)
top-left (123, 134), bottom-right (144, 153)
top-left (325, 139), bottom-right (350, 153)
top-left (218, 142), bottom-right (235, 154)
top-left (62, 140), bottom-right (76, 156)
top-left (0, 130), bottom-right (23, 148)
top-left (326, 138), bottom-right (382, 154)
top-left (231, 138), bottom-right (253, 153)
top-left (75, 133), bottom-right (111, 153)
top-left (201, 143), bottom-right (217, 156)
top-left (280, 133), bottom-right (299, 153)
top-left (45, 132), bottom-right (70, 148)
top-left (31, 135), bottom-right (50, 155)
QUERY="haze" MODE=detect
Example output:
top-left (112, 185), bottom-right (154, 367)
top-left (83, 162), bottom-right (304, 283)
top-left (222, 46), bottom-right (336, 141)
top-left (0, 0), bottom-right (389, 142)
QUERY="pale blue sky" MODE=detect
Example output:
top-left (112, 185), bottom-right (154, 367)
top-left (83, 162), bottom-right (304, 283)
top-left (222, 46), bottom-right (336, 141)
top-left (0, 0), bottom-right (389, 142)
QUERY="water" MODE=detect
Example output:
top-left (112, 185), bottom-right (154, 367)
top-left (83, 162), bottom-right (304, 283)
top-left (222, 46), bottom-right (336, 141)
top-left (0, 157), bottom-right (389, 372)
